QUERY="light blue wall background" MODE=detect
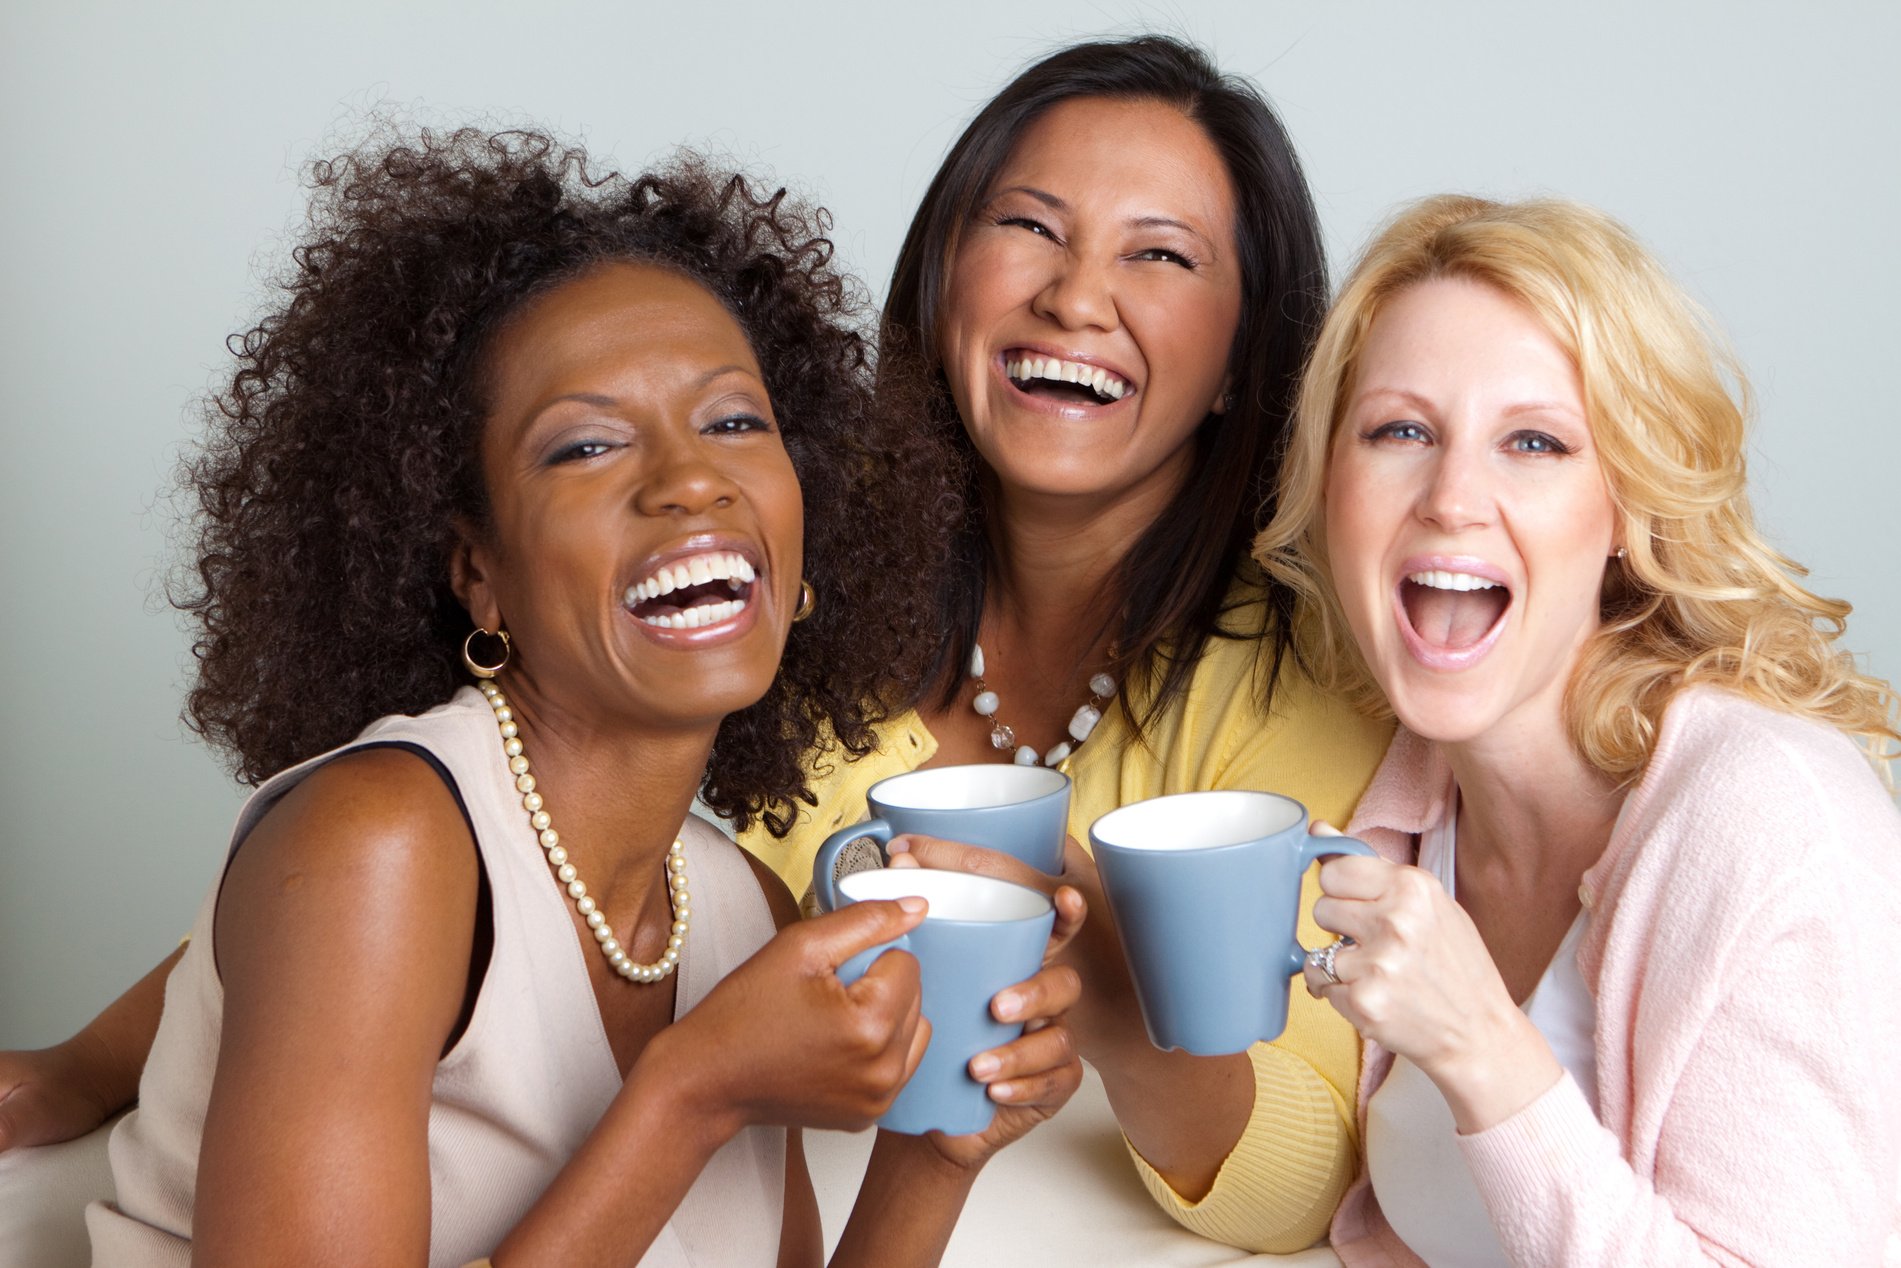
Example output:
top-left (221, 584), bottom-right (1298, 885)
top-left (3, 0), bottom-right (1895, 1045)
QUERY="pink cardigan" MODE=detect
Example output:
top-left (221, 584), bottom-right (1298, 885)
top-left (1329, 687), bottom-right (1901, 1266)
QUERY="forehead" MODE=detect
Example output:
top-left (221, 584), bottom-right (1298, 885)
top-left (485, 261), bottom-right (761, 406)
top-left (993, 96), bottom-right (1236, 237)
top-left (1356, 277), bottom-right (1582, 411)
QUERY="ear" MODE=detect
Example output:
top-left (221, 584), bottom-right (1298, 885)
top-left (449, 516), bottom-right (503, 633)
top-left (1209, 371), bottom-right (1237, 416)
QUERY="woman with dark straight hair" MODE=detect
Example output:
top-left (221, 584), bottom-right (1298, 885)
top-left (742, 36), bottom-right (1392, 1252)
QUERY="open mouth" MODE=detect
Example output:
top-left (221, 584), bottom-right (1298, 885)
top-left (624, 550), bottom-right (756, 630)
top-left (1005, 352), bottom-right (1132, 406)
top-left (1398, 568), bottom-right (1510, 654)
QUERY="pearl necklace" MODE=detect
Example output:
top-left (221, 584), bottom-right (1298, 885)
top-left (478, 679), bottom-right (689, 984)
top-left (969, 642), bottom-right (1116, 768)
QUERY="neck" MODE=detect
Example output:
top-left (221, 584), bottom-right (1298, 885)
top-left (981, 447), bottom-right (1190, 658)
top-left (1441, 701), bottom-right (1625, 890)
top-left (484, 669), bottom-right (715, 885)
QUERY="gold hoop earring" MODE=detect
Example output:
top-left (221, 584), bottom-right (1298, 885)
top-left (792, 580), bottom-right (816, 623)
top-left (462, 627), bottom-right (511, 678)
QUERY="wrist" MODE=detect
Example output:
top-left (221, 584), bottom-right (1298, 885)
top-left (56, 1028), bottom-right (129, 1120)
top-left (632, 1023), bottom-right (745, 1152)
top-left (1426, 1008), bottom-right (1561, 1135)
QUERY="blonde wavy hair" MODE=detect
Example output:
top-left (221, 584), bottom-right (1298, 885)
top-left (1254, 194), bottom-right (1898, 781)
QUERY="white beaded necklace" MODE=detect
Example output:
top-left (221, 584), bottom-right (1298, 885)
top-left (968, 642), bottom-right (1116, 768)
top-left (479, 679), bottom-right (689, 984)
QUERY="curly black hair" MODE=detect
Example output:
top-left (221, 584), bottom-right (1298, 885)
top-left (178, 125), bottom-right (959, 833)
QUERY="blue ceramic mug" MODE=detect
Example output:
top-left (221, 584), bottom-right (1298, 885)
top-left (1090, 790), bottom-right (1375, 1056)
top-left (811, 764), bottom-right (1069, 911)
top-left (822, 867), bottom-right (1055, 1136)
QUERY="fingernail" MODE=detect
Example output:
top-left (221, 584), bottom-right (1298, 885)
top-left (988, 1081), bottom-right (1015, 1101)
top-left (885, 836), bottom-right (912, 855)
top-left (993, 990), bottom-right (1020, 1019)
top-left (969, 1053), bottom-right (1000, 1079)
top-left (897, 896), bottom-right (927, 914)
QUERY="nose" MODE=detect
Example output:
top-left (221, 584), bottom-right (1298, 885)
top-left (1030, 250), bottom-right (1119, 333)
top-left (1415, 441), bottom-right (1493, 534)
top-left (634, 437), bottom-right (740, 518)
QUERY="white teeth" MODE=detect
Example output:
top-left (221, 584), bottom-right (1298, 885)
top-left (1005, 353), bottom-right (1132, 400)
top-left (1406, 570), bottom-right (1502, 592)
top-left (634, 597), bottom-right (748, 629)
top-left (624, 551), bottom-right (757, 609)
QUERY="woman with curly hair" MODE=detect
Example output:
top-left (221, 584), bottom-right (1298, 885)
top-left (1254, 195), bottom-right (1901, 1264)
top-left (64, 125), bottom-right (1082, 1266)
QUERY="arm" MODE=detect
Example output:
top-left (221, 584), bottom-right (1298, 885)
top-left (1312, 849), bottom-right (1901, 1265)
top-left (196, 751), bottom-right (930, 1267)
top-left (0, 946), bottom-right (179, 1152)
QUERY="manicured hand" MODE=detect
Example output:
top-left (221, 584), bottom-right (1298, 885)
top-left (890, 833), bottom-right (1130, 1063)
top-left (927, 956), bottom-right (1084, 1171)
top-left (659, 896), bottom-right (933, 1136)
top-left (0, 1041), bottom-right (116, 1153)
top-left (1304, 852), bottom-right (1559, 1131)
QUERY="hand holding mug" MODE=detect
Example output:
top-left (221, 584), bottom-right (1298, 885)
top-left (890, 833), bottom-right (1136, 1064)
top-left (1306, 851), bottom-right (1560, 1131)
top-left (662, 897), bottom-right (932, 1136)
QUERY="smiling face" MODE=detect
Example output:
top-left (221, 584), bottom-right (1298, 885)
top-left (1324, 276), bottom-right (1619, 747)
top-left (936, 95), bottom-right (1243, 509)
top-left (454, 261), bottom-right (804, 734)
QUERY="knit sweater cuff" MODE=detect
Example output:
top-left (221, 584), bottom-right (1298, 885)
top-left (1455, 1072), bottom-right (1619, 1231)
top-left (1125, 1042), bottom-right (1354, 1254)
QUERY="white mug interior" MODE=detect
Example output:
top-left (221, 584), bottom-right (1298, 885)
top-left (1092, 790), bottom-right (1305, 852)
top-left (870, 763), bottom-right (1067, 812)
top-left (839, 867), bottom-right (1052, 923)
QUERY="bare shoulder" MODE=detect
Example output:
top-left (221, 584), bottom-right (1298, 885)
top-left (215, 745), bottom-right (481, 1038)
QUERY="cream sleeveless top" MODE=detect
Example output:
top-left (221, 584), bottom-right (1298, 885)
top-left (1364, 790), bottom-right (1598, 1267)
top-left (87, 688), bottom-right (785, 1267)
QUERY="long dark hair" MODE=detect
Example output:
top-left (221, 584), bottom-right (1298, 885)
top-left (178, 127), bottom-right (957, 833)
top-left (885, 35), bottom-right (1327, 728)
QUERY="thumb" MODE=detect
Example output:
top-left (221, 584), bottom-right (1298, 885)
top-left (798, 897), bottom-right (927, 972)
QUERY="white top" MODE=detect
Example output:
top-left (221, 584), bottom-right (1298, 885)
top-left (87, 689), bottom-right (786, 1267)
top-left (1364, 792), bottom-right (1599, 1267)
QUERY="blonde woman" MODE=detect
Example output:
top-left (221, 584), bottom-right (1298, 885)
top-left (1255, 195), bottom-right (1901, 1264)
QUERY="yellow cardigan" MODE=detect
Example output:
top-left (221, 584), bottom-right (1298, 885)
top-left (739, 578), bottom-right (1392, 1252)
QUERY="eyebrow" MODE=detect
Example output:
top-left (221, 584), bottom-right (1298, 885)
top-left (531, 365), bottom-right (759, 415)
top-left (1354, 387), bottom-right (1587, 424)
top-left (986, 186), bottom-right (1220, 254)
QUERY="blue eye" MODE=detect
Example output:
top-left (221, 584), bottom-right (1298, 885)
top-left (1508, 430), bottom-right (1573, 456)
top-left (1368, 420), bottom-right (1430, 444)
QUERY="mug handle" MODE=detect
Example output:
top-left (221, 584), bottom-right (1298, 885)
top-left (812, 818), bottom-right (894, 912)
top-left (1285, 833), bottom-right (1376, 977)
top-left (835, 932), bottom-right (913, 986)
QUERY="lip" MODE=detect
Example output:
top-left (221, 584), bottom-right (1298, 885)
top-left (1391, 553), bottom-right (1513, 671)
top-left (994, 343), bottom-right (1139, 418)
top-left (623, 531), bottom-right (767, 650)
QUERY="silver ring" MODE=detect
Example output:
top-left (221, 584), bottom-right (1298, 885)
top-left (1308, 936), bottom-right (1353, 986)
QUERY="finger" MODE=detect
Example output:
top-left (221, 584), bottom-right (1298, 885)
top-left (1317, 853), bottom-right (1392, 900)
top-left (1310, 820), bottom-right (1344, 837)
top-left (1045, 885), bottom-right (1087, 960)
top-left (969, 1020), bottom-right (1076, 1084)
top-left (991, 963), bottom-right (1081, 1025)
top-left (1310, 895), bottom-right (1377, 943)
top-left (900, 1016), bottom-right (932, 1086)
top-left (988, 1047), bottom-right (1083, 1107)
top-left (899, 835), bottom-right (1055, 893)
top-left (801, 898), bottom-right (927, 971)
top-left (1057, 835), bottom-right (1097, 880)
